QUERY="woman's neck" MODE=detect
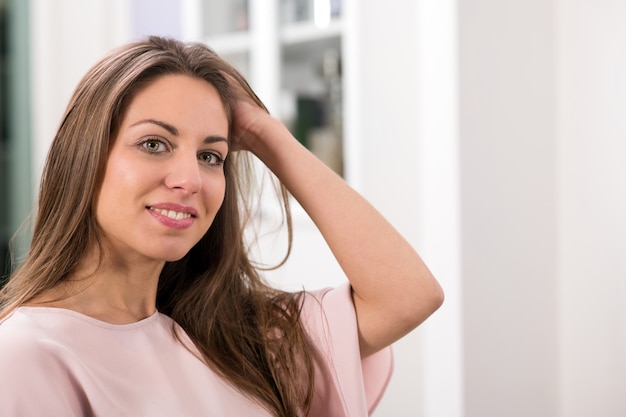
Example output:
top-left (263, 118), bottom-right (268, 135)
top-left (28, 250), bottom-right (164, 324)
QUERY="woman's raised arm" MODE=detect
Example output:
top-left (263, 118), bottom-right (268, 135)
top-left (230, 93), bottom-right (444, 358)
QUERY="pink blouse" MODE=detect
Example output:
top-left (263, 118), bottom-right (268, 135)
top-left (0, 283), bottom-right (392, 416)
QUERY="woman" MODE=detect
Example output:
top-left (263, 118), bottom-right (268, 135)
top-left (0, 36), bottom-right (443, 416)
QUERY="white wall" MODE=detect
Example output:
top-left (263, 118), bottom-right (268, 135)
top-left (459, 1), bottom-right (626, 416)
top-left (557, 1), bottom-right (626, 416)
top-left (458, 1), bottom-right (559, 416)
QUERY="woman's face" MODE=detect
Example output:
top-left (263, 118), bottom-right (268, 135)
top-left (95, 74), bottom-right (229, 264)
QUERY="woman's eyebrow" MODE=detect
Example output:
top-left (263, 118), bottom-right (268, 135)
top-left (130, 118), bottom-right (178, 135)
top-left (130, 118), bottom-right (229, 147)
top-left (204, 136), bottom-right (230, 147)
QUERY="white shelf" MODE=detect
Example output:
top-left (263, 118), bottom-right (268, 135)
top-left (280, 18), bottom-right (343, 45)
top-left (203, 18), bottom-right (342, 58)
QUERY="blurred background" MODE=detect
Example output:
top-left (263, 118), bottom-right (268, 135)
top-left (0, 0), bottom-right (625, 416)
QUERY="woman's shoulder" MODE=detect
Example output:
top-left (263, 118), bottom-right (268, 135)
top-left (0, 308), bottom-right (75, 389)
top-left (0, 307), bottom-right (67, 361)
top-left (0, 308), bottom-right (98, 415)
top-left (0, 307), bottom-right (52, 342)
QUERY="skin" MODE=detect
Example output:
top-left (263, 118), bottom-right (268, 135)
top-left (35, 73), bottom-right (444, 358)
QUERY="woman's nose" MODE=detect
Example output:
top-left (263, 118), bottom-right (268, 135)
top-left (164, 153), bottom-right (202, 194)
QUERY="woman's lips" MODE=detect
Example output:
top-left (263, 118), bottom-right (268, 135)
top-left (146, 204), bottom-right (197, 229)
top-left (149, 207), bottom-right (192, 220)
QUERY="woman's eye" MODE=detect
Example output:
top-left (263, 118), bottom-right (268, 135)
top-left (141, 138), bottom-right (168, 153)
top-left (199, 152), bottom-right (224, 166)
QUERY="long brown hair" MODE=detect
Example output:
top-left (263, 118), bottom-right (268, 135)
top-left (0, 36), bottom-right (313, 416)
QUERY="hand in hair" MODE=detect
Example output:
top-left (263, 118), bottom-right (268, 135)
top-left (225, 76), bottom-right (444, 358)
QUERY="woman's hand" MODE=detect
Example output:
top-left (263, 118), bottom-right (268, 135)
top-left (228, 96), bottom-right (266, 153)
top-left (225, 73), bottom-right (283, 155)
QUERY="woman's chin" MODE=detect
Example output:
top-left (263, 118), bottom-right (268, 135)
top-left (161, 252), bottom-right (190, 263)
top-left (149, 246), bottom-right (193, 263)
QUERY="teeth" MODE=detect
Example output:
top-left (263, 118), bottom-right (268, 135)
top-left (150, 207), bottom-right (191, 220)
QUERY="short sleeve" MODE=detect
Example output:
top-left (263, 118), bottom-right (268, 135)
top-left (300, 282), bottom-right (393, 417)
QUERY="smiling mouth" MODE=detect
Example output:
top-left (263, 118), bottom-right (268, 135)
top-left (147, 206), bottom-right (194, 220)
